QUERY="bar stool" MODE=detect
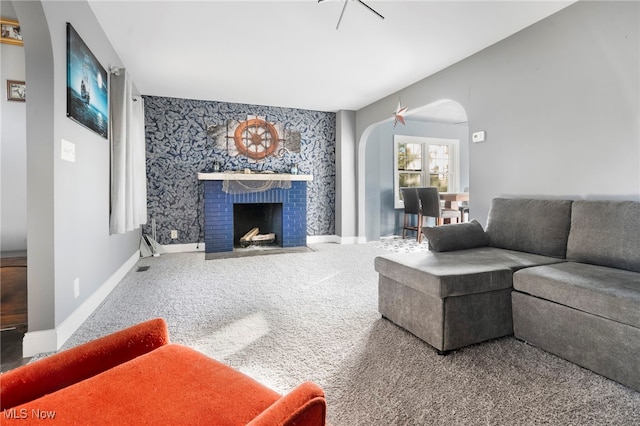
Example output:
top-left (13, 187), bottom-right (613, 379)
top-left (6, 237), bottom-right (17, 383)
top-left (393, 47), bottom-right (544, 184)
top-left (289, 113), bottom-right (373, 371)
top-left (416, 187), bottom-right (461, 242)
top-left (400, 187), bottom-right (422, 241)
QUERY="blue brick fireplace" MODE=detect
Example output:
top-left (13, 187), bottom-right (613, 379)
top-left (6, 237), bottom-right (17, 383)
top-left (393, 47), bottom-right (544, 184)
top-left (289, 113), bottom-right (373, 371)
top-left (202, 180), bottom-right (308, 254)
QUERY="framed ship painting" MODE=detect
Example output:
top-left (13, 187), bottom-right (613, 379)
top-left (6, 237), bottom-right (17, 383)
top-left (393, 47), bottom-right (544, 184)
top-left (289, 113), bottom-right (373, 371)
top-left (66, 23), bottom-right (108, 138)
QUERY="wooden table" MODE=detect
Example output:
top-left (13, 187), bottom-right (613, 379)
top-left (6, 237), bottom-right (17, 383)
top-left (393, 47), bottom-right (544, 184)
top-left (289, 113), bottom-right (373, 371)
top-left (440, 192), bottom-right (469, 210)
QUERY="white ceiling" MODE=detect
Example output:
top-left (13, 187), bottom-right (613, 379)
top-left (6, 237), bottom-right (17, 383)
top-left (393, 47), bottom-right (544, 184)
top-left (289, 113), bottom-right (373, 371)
top-left (88, 0), bottom-right (574, 119)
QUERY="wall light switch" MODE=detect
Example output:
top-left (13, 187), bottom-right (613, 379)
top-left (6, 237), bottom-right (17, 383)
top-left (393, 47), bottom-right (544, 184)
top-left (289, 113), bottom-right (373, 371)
top-left (472, 131), bottom-right (486, 143)
top-left (74, 278), bottom-right (80, 298)
top-left (61, 139), bottom-right (76, 162)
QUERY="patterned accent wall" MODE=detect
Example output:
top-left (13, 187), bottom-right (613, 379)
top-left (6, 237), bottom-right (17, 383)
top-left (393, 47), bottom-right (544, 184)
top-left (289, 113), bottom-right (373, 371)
top-left (143, 96), bottom-right (336, 245)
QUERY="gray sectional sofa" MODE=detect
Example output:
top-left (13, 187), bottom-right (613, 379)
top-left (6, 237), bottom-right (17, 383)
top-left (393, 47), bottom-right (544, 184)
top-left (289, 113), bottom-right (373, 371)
top-left (375, 198), bottom-right (640, 392)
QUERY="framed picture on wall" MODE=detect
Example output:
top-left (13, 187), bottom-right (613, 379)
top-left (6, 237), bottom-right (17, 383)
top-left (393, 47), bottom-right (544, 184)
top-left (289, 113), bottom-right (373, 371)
top-left (1, 18), bottom-right (23, 46)
top-left (6, 80), bottom-right (25, 101)
top-left (66, 23), bottom-right (108, 139)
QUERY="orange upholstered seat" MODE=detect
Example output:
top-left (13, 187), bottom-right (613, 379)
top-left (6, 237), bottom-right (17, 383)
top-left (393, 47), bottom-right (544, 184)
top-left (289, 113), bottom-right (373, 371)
top-left (0, 319), bottom-right (326, 425)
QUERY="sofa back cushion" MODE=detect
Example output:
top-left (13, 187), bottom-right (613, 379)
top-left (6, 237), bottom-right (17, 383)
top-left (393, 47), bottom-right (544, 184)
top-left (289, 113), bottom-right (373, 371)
top-left (485, 198), bottom-right (573, 258)
top-left (566, 200), bottom-right (640, 273)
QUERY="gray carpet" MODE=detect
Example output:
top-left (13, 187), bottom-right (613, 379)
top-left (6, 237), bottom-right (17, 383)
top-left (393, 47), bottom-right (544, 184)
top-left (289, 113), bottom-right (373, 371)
top-left (58, 243), bottom-right (639, 425)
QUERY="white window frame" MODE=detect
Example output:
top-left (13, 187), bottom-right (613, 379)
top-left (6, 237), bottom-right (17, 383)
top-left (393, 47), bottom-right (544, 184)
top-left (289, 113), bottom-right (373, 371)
top-left (393, 135), bottom-right (460, 209)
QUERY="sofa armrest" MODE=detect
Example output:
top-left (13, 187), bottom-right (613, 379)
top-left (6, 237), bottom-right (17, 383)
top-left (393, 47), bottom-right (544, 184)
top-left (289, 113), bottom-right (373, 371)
top-left (247, 381), bottom-right (326, 426)
top-left (0, 318), bottom-right (169, 410)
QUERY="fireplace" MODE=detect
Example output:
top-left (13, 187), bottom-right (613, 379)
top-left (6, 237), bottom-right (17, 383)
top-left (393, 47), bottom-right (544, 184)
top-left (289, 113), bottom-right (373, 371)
top-left (198, 173), bottom-right (311, 255)
top-left (234, 203), bottom-right (283, 248)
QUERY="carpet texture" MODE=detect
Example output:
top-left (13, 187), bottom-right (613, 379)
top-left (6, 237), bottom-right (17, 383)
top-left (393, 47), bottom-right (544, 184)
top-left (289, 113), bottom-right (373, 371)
top-left (56, 243), bottom-right (639, 425)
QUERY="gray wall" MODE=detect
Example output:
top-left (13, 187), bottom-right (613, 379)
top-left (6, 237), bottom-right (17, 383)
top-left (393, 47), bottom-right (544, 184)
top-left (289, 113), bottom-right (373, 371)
top-left (0, 1), bottom-right (27, 252)
top-left (355, 0), bottom-right (639, 236)
top-left (366, 120), bottom-right (469, 240)
top-left (13, 0), bottom-right (140, 332)
top-left (336, 110), bottom-right (357, 240)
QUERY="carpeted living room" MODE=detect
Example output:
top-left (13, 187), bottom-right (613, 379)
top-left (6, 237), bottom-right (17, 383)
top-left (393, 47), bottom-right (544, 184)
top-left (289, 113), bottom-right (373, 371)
top-left (1, 0), bottom-right (639, 424)
top-left (8, 242), bottom-right (640, 424)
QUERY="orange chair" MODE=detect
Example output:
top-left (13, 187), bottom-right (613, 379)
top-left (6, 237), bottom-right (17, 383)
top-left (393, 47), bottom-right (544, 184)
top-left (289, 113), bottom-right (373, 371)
top-left (0, 319), bottom-right (326, 425)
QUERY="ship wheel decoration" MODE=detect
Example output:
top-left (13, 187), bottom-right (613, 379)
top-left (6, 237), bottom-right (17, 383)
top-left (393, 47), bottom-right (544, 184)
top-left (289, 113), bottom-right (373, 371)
top-left (233, 118), bottom-right (280, 160)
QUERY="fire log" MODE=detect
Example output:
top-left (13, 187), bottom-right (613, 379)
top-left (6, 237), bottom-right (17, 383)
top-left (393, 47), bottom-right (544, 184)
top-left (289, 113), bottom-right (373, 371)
top-left (240, 227), bottom-right (260, 243)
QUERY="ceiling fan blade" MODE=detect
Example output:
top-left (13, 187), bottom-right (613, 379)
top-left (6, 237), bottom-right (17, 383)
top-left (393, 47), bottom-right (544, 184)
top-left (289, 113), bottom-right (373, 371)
top-left (319, 0), bottom-right (383, 30)
top-left (336, 0), bottom-right (348, 30)
top-left (357, 0), bottom-right (384, 20)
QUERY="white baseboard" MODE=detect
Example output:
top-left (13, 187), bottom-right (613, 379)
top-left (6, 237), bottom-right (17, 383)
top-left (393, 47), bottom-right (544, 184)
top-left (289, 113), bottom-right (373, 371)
top-left (307, 235), bottom-right (367, 244)
top-left (22, 251), bottom-right (140, 358)
top-left (337, 236), bottom-right (367, 244)
top-left (307, 235), bottom-right (340, 244)
top-left (22, 329), bottom-right (57, 358)
top-left (161, 243), bottom-right (205, 253)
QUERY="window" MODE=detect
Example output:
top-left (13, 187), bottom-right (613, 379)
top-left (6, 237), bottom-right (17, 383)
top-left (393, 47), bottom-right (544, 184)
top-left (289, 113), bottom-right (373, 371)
top-left (393, 135), bottom-right (459, 208)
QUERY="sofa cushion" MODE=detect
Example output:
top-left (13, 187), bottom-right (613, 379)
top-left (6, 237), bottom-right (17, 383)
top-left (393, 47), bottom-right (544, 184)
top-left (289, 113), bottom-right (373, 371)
top-left (513, 262), bottom-right (640, 329)
top-left (485, 198), bottom-right (573, 259)
top-left (566, 200), bottom-right (640, 273)
top-left (423, 219), bottom-right (489, 252)
top-left (374, 247), bottom-right (564, 299)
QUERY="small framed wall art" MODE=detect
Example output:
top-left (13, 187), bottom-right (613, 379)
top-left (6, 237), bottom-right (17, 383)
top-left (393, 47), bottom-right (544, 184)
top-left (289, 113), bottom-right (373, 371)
top-left (1, 18), bottom-right (23, 46)
top-left (6, 80), bottom-right (25, 101)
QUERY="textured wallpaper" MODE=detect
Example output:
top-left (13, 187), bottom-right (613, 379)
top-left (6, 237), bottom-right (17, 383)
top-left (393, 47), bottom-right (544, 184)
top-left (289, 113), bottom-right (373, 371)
top-left (143, 95), bottom-right (336, 245)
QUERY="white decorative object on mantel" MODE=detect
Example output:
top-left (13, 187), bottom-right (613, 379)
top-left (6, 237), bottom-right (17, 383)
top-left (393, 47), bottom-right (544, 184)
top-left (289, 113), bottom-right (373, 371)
top-left (197, 172), bottom-right (313, 182)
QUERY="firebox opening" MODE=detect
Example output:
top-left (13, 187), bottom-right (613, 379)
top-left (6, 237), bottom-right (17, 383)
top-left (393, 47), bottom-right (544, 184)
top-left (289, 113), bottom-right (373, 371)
top-left (233, 203), bottom-right (283, 249)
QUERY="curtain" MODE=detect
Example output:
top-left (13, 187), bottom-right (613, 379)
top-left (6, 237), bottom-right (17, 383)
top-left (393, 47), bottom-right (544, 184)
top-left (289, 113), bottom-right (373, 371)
top-left (109, 70), bottom-right (147, 234)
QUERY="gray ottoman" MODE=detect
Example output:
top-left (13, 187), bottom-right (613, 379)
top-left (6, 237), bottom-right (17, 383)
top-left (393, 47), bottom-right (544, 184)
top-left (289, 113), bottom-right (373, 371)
top-left (375, 247), bottom-right (563, 353)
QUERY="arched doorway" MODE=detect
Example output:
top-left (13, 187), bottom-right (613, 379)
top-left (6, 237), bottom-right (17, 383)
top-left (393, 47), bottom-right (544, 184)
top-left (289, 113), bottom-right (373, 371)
top-left (9, 0), bottom-right (56, 359)
top-left (358, 99), bottom-right (469, 242)
top-left (0, 0), bottom-right (29, 370)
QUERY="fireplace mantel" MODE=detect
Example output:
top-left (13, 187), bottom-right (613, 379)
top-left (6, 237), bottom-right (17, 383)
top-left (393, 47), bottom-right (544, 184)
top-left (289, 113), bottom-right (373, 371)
top-left (198, 172), bottom-right (313, 182)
